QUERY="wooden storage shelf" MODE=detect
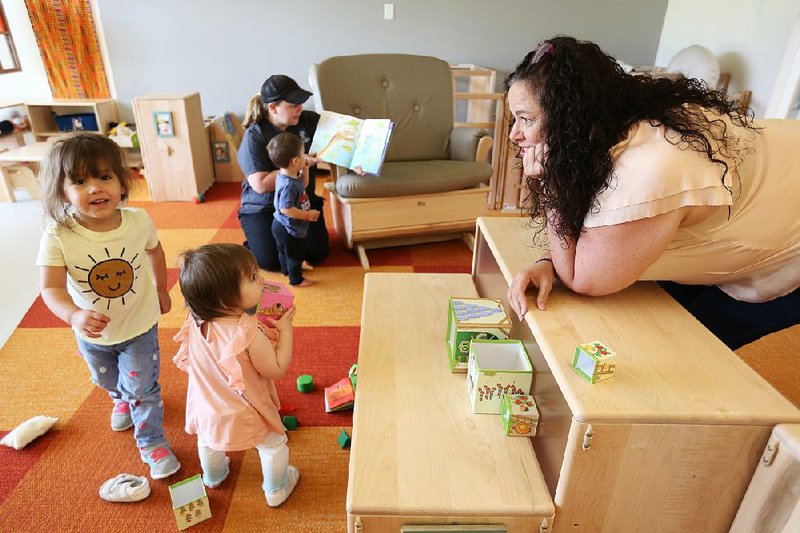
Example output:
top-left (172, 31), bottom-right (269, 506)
top-left (472, 216), bottom-right (800, 531)
top-left (25, 98), bottom-right (119, 142)
top-left (133, 93), bottom-right (214, 202)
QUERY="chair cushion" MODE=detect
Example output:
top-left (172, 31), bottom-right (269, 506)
top-left (313, 54), bottom-right (454, 161)
top-left (334, 160), bottom-right (491, 199)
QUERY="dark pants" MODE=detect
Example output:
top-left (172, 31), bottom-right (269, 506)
top-left (238, 196), bottom-right (328, 271)
top-left (271, 219), bottom-right (305, 285)
top-left (658, 281), bottom-right (800, 350)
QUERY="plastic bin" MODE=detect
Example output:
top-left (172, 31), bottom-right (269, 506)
top-left (53, 112), bottom-right (99, 132)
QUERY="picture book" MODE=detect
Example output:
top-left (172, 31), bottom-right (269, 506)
top-left (324, 377), bottom-right (355, 413)
top-left (309, 110), bottom-right (393, 175)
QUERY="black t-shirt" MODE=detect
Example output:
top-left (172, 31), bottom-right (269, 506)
top-left (238, 110), bottom-right (320, 215)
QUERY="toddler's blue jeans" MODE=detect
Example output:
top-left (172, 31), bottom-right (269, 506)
top-left (76, 325), bottom-right (166, 448)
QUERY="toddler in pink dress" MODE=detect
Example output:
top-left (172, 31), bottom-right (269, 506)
top-left (173, 243), bottom-right (299, 507)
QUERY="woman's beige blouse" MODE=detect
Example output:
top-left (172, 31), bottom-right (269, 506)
top-left (584, 116), bottom-right (800, 303)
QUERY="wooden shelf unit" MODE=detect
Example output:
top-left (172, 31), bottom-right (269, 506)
top-left (471, 216), bottom-right (800, 531)
top-left (350, 272), bottom-right (555, 532)
top-left (132, 93), bottom-right (214, 202)
top-left (25, 99), bottom-right (119, 142)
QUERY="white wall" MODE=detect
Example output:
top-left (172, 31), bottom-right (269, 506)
top-left (96, 0), bottom-right (669, 122)
top-left (656, 0), bottom-right (800, 118)
top-left (0, 0), bottom-right (51, 106)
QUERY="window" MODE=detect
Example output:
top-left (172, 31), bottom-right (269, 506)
top-left (0, 1), bottom-right (21, 74)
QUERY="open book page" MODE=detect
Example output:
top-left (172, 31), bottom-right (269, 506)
top-left (309, 111), bottom-right (363, 169)
top-left (351, 119), bottom-right (393, 175)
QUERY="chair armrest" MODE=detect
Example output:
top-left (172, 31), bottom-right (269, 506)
top-left (450, 126), bottom-right (489, 162)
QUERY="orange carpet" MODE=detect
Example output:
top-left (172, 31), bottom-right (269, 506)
top-left (0, 176), bottom-right (473, 532)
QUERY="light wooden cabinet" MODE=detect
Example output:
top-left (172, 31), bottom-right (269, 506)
top-left (133, 92), bottom-right (214, 202)
top-left (731, 424), bottom-right (800, 532)
top-left (347, 215), bottom-right (800, 532)
top-left (351, 273), bottom-right (555, 532)
top-left (471, 216), bottom-right (800, 531)
top-left (25, 99), bottom-right (119, 142)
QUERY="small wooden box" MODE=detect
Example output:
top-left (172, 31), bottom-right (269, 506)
top-left (571, 341), bottom-right (617, 384)
top-left (467, 339), bottom-right (533, 414)
top-left (501, 394), bottom-right (539, 437)
top-left (169, 474), bottom-right (212, 530)
top-left (446, 297), bottom-right (511, 372)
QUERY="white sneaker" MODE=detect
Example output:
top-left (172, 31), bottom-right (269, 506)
top-left (265, 465), bottom-right (300, 507)
top-left (301, 261), bottom-right (314, 271)
top-left (99, 473), bottom-right (151, 502)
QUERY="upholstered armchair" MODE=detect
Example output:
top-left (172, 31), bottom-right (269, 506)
top-left (309, 53), bottom-right (502, 269)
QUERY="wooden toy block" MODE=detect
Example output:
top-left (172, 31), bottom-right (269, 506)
top-left (169, 474), bottom-right (212, 530)
top-left (255, 280), bottom-right (294, 324)
top-left (446, 297), bottom-right (511, 372)
top-left (278, 403), bottom-right (296, 416)
top-left (572, 340), bottom-right (617, 384)
top-left (467, 339), bottom-right (534, 414)
top-left (338, 429), bottom-right (351, 449)
top-left (348, 363), bottom-right (358, 390)
top-left (283, 415), bottom-right (298, 430)
top-left (501, 394), bottom-right (539, 437)
top-left (297, 374), bottom-right (314, 393)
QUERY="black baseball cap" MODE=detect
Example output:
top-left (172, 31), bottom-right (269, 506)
top-left (260, 75), bottom-right (313, 105)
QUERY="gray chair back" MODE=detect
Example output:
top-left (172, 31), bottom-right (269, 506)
top-left (311, 54), bottom-right (453, 162)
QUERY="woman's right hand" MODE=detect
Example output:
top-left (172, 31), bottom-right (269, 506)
top-left (507, 260), bottom-right (555, 319)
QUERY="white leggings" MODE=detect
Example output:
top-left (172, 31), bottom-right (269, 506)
top-left (198, 432), bottom-right (289, 491)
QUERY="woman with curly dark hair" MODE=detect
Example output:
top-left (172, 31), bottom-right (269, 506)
top-left (506, 36), bottom-right (800, 349)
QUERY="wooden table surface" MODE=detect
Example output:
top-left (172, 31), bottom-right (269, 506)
top-left (476, 216), bottom-right (800, 426)
top-left (348, 272), bottom-right (554, 520)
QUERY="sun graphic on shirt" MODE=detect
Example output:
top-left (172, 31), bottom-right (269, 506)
top-left (75, 247), bottom-right (141, 310)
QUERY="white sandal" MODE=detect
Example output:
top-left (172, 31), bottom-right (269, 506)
top-left (99, 473), bottom-right (151, 502)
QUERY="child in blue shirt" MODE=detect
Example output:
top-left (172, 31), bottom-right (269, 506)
top-left (268, 132), bottom-right (320, 287)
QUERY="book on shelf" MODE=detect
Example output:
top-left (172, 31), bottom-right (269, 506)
top-left (324, 377), bottom-right (355, 413)
top-left (309, 110), bottom-right (393, 175)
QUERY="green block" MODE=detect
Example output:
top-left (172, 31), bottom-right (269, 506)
top-left (283, 415), bottom-right (298, 430)
top-left (337, 429), bottom-right (351, 449)
top-left (296, 374), bottom-right (314, 393)
top-left (446, 297), bottom-right (511, 372)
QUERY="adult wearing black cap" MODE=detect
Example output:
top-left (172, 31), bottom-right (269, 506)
top-left (237, 75), bottom-right (329, 271)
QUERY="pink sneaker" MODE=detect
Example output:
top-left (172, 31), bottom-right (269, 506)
top-left (111, 400), bottom-right (133, 432)
top-left (140, 443), bottom-right (181, 479)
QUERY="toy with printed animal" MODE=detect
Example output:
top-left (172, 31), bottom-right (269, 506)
top-left (446, 297), bottom-right (511, 372)
top-left (252, 280), bottom-right (294, 325)
top-left (501, 393), bottom-right (540, 437)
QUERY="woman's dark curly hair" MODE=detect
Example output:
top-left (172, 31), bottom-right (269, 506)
top-left (504, 36), bottom-right (756, 242)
